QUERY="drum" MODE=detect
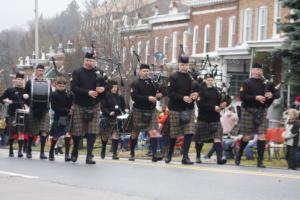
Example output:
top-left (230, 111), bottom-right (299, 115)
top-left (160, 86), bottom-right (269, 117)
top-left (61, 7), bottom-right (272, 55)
top-left (117, 113), bottom-right (130, 134)
top-left (14, 109), bottom-right (29, 132)
top-left (30, 79), bottom-right (51, 110)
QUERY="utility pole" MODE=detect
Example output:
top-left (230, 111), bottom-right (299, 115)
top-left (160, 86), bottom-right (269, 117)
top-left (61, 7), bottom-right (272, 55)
top-left (35, 0), bottom-right (39, 65)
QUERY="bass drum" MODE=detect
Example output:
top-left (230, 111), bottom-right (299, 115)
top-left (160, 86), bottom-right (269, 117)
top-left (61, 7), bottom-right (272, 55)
top-left (30, 80), bottom-right (51, 115)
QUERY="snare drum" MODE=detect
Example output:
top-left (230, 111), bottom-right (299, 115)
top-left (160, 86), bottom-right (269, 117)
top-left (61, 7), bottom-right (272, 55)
top-left (117, 114), bottom-right (129, 133)
top-left (15, 109), bottom-right (29, 132)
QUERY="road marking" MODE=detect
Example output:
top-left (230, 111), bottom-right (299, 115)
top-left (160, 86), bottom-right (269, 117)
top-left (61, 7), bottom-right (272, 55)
top-left (100, 159), bottom-right (300, 181)
top-left (0, 170), bottom-right (39, 179)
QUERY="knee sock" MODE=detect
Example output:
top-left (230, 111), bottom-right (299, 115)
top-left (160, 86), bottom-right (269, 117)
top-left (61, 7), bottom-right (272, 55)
top-left (150, 138), bottom-right (158, 157)
top-left (214, 142), bottom-right (223, 161)
top-left (72, 136), bottom-right (81, 154)
top-left (27, 136), bottom-right (34, 153)
top-left (101, 140), bottom-right (108, 155)
top-left (130, 137), bottom-right (138, 156)
top-left (257, 140), bottom-right (266, 162)
top-left (207, 145), bottom-right (215, 158)
top-left (18, 140), bottom-right (24, 153)
top-left (40, 135), bottom-right (47, 154)
top-left (183, 134), bottom-right (193, 157)
top-left (238, 140), bottom-right (248, 158)
top-left (50, 138), bottom-right (57, 154)
top-left (112, 139), bottom-right (119, 155)
top-left (64, 137), bottom-right (71, 155)
top-left (195, 142), bottom-right (204, 158)
top-left (9, 138), bottom-right (14, 152)
top-left (86, 134), bottom-right (96, 157)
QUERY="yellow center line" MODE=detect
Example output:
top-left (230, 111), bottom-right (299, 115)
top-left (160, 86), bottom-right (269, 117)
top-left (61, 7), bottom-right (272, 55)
top-left (97, 158), bottom-right (300, 181)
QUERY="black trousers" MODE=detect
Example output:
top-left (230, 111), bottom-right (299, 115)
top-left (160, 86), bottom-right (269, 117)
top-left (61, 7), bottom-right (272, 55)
top-left (286, 145), bottom-right (297, 169)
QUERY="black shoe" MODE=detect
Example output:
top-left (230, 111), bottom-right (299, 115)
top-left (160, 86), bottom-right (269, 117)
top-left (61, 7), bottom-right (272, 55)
top-left (26, 152), bottom-right (32, 159)
top-left (165, 153), bottom-right (173, 163)
top-left (152, 155), bottom-right (163, 162)
top-left (101, 150), bottom-right (105, 159)
top-left (195, 157), bottom-right (202, 164)
top-left (217, 159), bottom-right (227, 165)
top-left (40, 152), bottom-right (48, 160)
top-left (71, 151), bottom-right (78, 163)
top-left (9, 149), bottom-right (14, 157)
top-left (182, 156), bottom-right (194, 165)
top-left (65, 154), bottom-right (71, 162)
top-left (55, 148), bottom-right (58, 155)
top-left (257, 160), bottom-right (266, 168)
top-left (49, 150), bottom-right (54, 161)
top-left (129, 154), bottom-right (135, 161)
top-left (86, 157), bottom-right (96, 164)
top-left (235, 154), bottom-right (241, 166)
top-left (17, 151), bottom-right (23, 158)
top-left (112, 154), bottom-right (119, 160)
top-left (58, 147), bottom-right (64, 154)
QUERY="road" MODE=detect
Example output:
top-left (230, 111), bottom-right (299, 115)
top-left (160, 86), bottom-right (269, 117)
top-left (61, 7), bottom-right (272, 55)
top-left (0, 149), bottom-right (299, 200)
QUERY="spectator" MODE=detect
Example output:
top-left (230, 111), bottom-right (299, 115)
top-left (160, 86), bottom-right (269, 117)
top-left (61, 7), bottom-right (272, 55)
top-left (282, 109), bottom-right (300, 170)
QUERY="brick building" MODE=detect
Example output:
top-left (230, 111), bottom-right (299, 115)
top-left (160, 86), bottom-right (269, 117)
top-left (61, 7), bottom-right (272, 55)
top-left (81, 0), bottom-right (289, 99)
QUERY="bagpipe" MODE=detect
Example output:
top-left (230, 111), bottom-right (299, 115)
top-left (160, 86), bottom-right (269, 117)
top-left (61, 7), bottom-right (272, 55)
top-left (179, 44), bottom-right (231, 105)
top-left (90, 40), bottom-right (124, 86)
top-left (132, 50), bottom-right (165, 93)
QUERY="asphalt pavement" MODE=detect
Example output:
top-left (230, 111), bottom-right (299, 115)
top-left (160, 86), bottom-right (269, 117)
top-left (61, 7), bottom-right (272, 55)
top-left (0, 149), bottom-right (299, 200)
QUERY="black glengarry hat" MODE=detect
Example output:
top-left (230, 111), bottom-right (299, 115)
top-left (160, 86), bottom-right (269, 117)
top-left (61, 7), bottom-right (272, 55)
top-left (15, 73), bottom-right (24, 79)
top-left (204, 73), bottom-right (214, 79)
top-left (84, 52), bottom-right (96, 60)
top-left (252, 62), bottom-right (262, 69)
top-left (140, 63), bottom-right (150, 70)
top-left (178, 56), bottom-right (189, 64)
top-left (36, 64), bottom-right (45, 70)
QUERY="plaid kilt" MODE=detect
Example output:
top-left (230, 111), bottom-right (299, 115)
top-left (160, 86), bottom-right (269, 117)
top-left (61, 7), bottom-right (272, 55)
top-left (26, 111), bottom-right (50, 136)
top-left (5, 116), bottom-right (17, 138)
top-left (99, 118), bottom-right (116, 140)
top-left (169, 110), bottom-right (196, 138)
top-left (69, 104), bottom-right (101, 136)
top-left (49, 117), bottom-right (70, 138)
top-left (132, 108), bottom-right (158, 132)
top-left (239, 107), bottom-right (267, 135)
top-left (194, 121), bottom-right (223, 143)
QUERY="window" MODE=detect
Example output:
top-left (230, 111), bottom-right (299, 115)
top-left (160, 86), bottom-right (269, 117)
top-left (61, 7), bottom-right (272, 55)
top-left (183, 31), bottom-right (189, 54)
top-left (145, 41), bottom-right (150, 64)
top-left (122, 47), bottom-right (126, 63)
top-left (137, 41), bottom-right (142, 55)
top-left (273, 0), bottom-right (282, 36)
top-left (243, 9), bottom-right (252, 41)
top-left (192, 26), bottom-right (199, 54)
top-left (172, 32), bottom-right (178, 63)
top-left (163, 36), bottom-right (168, 63)
top-left (258, 7), bottom-right (267, 40)
top-left (228, 16), bottom-right (236, 47)
top-left (204, 24), bottom-right (210, 53)
top-left (154, 37), bottom-right (159, 64)
top-left (215, 17), bottom-right (223, 49)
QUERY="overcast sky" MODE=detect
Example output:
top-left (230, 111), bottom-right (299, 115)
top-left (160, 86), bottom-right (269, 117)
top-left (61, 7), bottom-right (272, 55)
top-left (0, 0), bottom-right (86, 31)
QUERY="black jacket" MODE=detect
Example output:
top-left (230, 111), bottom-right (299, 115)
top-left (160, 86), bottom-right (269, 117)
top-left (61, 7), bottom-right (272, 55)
top-left (240, 78), bottom-right (279, 109)
top-left (167, 71), bottom-right (199, 111)
top-left (50, 90), bottom-right (73, 119)
top-left (101, 93), bottom-right (126, 119)
top-left (0, 87), bottom-right (25, 117)
top-left (197, 85), bottom-right (222, 122)
top-left (131, 78), bottom-right (164, 110)
top-left (71, 67), bottom-right (108, 107)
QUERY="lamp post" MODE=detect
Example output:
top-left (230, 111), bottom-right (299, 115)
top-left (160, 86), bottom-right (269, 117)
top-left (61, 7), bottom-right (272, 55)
top-left (35, 0), bottom-right (39, 65)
